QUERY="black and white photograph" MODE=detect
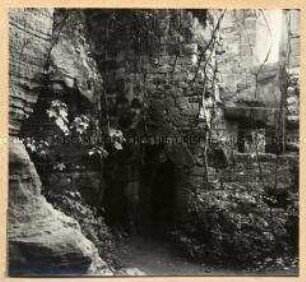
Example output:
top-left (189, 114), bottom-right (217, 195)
top-left (8, 8), bottom-right (299, 276)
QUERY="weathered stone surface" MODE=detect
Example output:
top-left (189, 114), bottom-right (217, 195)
top-left (8, 141), bottom-right (111, 275)
top-left (285, 10), bottom-right (300, 141)
top-left (50, 10), bottom-right (102, 104)
top-left (9, 8), bottom-right (54, 135)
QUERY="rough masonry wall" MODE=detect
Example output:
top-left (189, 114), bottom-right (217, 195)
top-left (217, 10), bottom-right (283, 136)
top-left (286, 10), bottom-right (299, 150)
top-left (218, 10), bottom-right (257, 94)
top-left (218, 11), bottom-right (282, 106)
top-left (163, 10), bottom-right (298, 265)
top-left (86, 10), bottom-right (221, 215)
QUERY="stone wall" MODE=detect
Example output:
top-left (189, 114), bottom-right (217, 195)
top-left (85, 10), bottom-right (222, 221)
top-left (218, 10), bottom-right (257, 94)
top-left (208, 152), bottom-right (296, 188)
top-left (86, 10), bottom-right (214, 131)
top-left (217, 10), bottom-right (283, 104)
top-left (86, 9), bottom-right (216, 126)
top-left (172, 10), bottom-right (299, 265)
top-left (213, 10), bottom-right (300, 154)
top-left (286, 10), bottom-right (299, 151)
top-left (83, 9), bottom-right (299, 226)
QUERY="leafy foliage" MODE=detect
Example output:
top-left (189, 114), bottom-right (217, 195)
top-left (45, 99), bottom-right (126, 160)
top-left (70, 115), bottom-right (90, 135)
top-left (170, 179), bottom-right (298, 268)
top-left (88, 146), bottom-right (109, 158)
top-left (53, 162), bottom-right (66, 172)
top-left (23, 137), bottom-right (49, 158)
top-left (108, 128), bottom-right (126, 150)
top-left (46, 100), bottom-right (69, 134)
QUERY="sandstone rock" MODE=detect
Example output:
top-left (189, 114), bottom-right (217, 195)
top-left (8, 141), bottom-right (111, 275)
top-left (9, 8), bottom-right (54, 136)
top-left (50, 11), bottom-right (101, 104)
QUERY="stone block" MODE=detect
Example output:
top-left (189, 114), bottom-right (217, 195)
top-left (183, 43), bottom-right (198, 55)
top-left (290, 37), bottom-right (300, 57)
top-left (289, 55), bottom-right (300, 68)
top-left (289, 10), bottom-right (300, 36)
top-left (287, 115), bottom-right (299, 129)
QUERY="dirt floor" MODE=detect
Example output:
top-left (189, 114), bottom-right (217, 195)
top-left (112, 235), bottom-right (298, 276)
top-left (113, 235), bottom-right (214, 276)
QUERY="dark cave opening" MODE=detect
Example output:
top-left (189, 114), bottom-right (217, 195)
top-left (103, 146), bottom-right (177, 237)
top-left (148, 157), bottom-right (176, 234)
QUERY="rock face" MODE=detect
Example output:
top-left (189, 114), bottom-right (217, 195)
top-left (49, 10), bottom-right (102, 105)
top-left (9, 8), bottom-right (54, 136)
top-left (8, 8), bottom-right (112, 275)
top-left (8, 141), bottom-right (112, 275)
